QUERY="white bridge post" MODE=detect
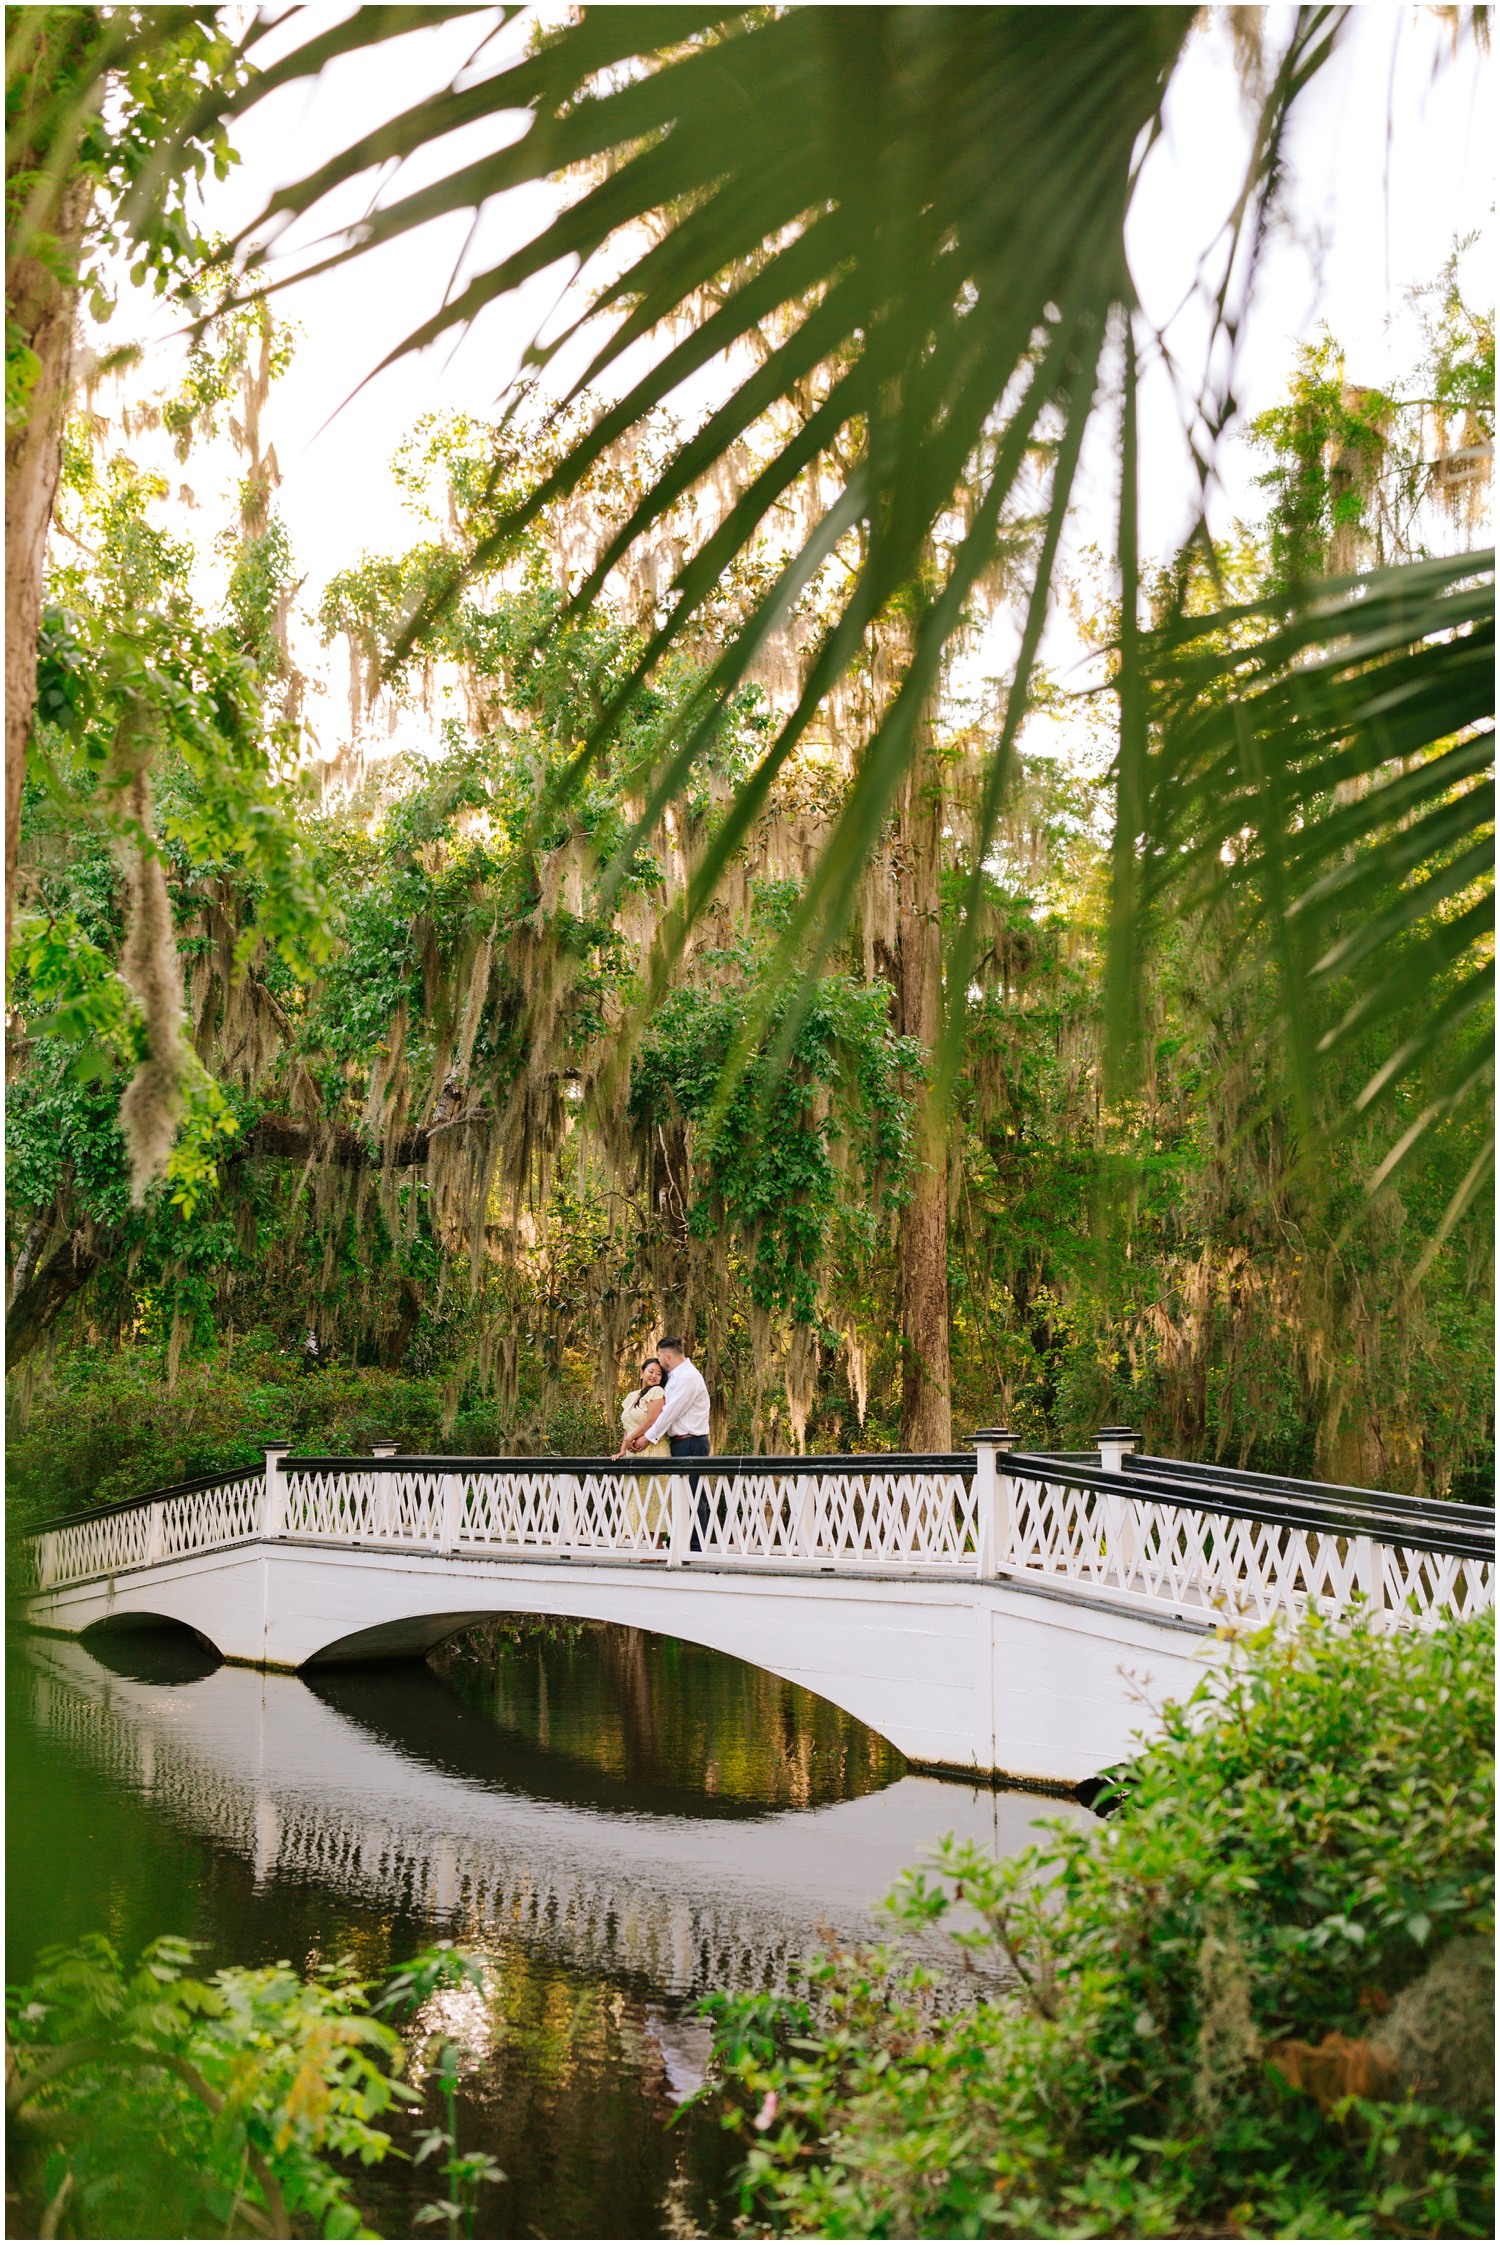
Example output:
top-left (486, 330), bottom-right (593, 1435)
top-left (1097, 1425), bottom-right (1140, 1590)
top-left (797, 1470), bottom-right (819, 1559)
top-left (371, 1441), bottom-right (399, 1542)
top-left (260, 1442), bottom-right (289, 1538)
top-left (439, 1471), bottom-right (462, 1555)
top-left (667, 1473), bottom-right (690, 1568)
top-left (558, 1473), bottom-right (577, 1554)
top-left (973, 1428), bottom-right (1014, 1577)
top-left (1358, 1534), bottom-right (1385, 1617)
top-left (145, 1502), bottom-right (165, 1566)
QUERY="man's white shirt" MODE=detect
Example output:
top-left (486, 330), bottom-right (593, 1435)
top-left (650, 1356), bottom-right (711, 1443)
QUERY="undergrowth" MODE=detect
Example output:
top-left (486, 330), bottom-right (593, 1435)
top-left (706, 1613), bottom-right (1496, 2238)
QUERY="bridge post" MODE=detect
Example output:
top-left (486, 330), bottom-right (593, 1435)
top-left (1358, 1534), bottom-right (1385, 1614)
top-left (559, 1473), bottom-right (577, 1554)
top-left (38, 1531), bottom-right (56, 1589)
top-left (370, 1443), bottom-right (399, 1541)
top-left (973, 1429), bottom-right (1014, 1577)
top-left (1097, 1425), bottom-right (1139, 1474)
top-left (439, 1472), bottom-right (462, 1555)
top-left (797, 1471), bottom-right (819, 1559)
top-left (145, 1502), bottom-right (165, 1566)
top-left (260, 1442), bottom-right (289, 1538)
top-left (667, 1475), bottom-right (690, 1567)
top-left (1097, 1428), bottom-right (1140, 1587)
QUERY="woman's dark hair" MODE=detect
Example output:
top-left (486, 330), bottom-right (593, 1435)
top-left (639, 1357), bottom-right (664, 1383)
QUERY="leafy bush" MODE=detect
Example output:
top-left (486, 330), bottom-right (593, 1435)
top-left (4, 1337), bottom-right (616, 1526)
top-left (6, 1936), bottom-right (496, 2240)
top-left (706, 1614), bottom-right (1495, 2238)
top-left (6, 1935), bottom-right (408, 2238)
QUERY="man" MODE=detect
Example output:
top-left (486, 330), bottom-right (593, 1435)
top-left (627, 1336), bottom-right (712, 1550)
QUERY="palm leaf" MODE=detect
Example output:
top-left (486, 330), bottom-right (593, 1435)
top-left (110, 2), bottom-right (1489, 1173)
top-left (174, 4), bottom-right (1343, 990)
top-left (1123, 552), bottom-right (1494, 1193)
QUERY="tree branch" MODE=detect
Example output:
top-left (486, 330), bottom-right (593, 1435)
top-left (3, 1113), bottom-right (455, 1368)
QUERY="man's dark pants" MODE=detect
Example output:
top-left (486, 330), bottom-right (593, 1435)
top-left (670, 1434), bottom-right (712, 1550)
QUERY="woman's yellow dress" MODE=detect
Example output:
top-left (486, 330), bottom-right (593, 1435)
top-left (619, 1390), bottom-right (670, 1539)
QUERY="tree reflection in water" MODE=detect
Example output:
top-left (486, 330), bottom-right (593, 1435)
top-left (12, 1621), bottom-right (1068, 2239)
top-left (430, 1618), bottom-right (906, 1809)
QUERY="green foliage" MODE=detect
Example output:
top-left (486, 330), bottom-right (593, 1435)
top-left (3, 1339), bottom-right (618, 1527)
top-left (1251, 333), bottom-right (1402, 589)
top-left (9, 312), bottom-right (327, 1230)
top-left (6, 6), bottom-right (246, 427)
top-left (633, 947), bottom-right (917, 1324)
top-left (178, 1), bottom-right (1346, 1045)
top-left (163, 264), bottom-right (296, 461)
top-left (9, 272), bottom-right (1492, 1501)
top-left (1133, 553), bottom-right (1493, 1215)
top-left (1250, 254), bottom-right (1494, 590)
top-left (37, 399), bottom-right (326, 975)
top-left (6, 1933), bottom-right (411, 2239)
top-left (375, 1947), bottom-right (504, 2239)
top-left (1414, 242), bottom-right (1495, 444)
top-left (706, 1614), bottom-right (1496, 2238)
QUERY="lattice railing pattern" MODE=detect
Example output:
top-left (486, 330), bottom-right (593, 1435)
top-left (1382, 1540), bottom-right (1494, 1623)
top-left (32, 1470), bottom-right (267, 1590)
top-left (681, 1467), bottom-right (978, 1567)
top-left (158, 1474), bottom-right (264, 1561)
top-left (1005, 1471), bottom-right (1493, 1628)
top-left (282, 1467), bottom-right (449, 1546)
top-left (452, 1468), bottom-right (666, 1554)
top-left (23, 1450), bottom-right (1492, 1632)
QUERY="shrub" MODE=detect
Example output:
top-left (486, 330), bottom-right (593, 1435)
top-left (6, 1936), bottom-right (408, 2238)
top-left (6, 1936), bottom-right (493, 2239)
top-left (3, 1336), bottom-right (616, 1526)
top-left (706, 1613), bottom-right (1495, 2238)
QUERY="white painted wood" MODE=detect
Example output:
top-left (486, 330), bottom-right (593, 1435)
top-left (22, 1450), bottom-right (1489, 1784)
top-left (24, 1537), bottom-right (1218, 1783)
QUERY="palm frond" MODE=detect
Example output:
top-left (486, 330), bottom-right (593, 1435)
top-left (192, 3), bottom-right (1284, 976)
top-left (1125, 552), bottom-right (1494, 1190)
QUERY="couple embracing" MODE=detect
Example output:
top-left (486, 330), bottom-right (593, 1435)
top-left (617, 1337), bottom-right (710, 1462)
top-left (617, 1338), bottom-right (712, 1551)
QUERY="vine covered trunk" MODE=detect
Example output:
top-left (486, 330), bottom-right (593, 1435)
top-left (6, 51), bottom-right (94, 963)
top-left (896, 711), bottom-right (952, 1451)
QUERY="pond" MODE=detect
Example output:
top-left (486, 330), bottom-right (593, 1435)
top-left (8, 1621), bottom-right (1086, 2239)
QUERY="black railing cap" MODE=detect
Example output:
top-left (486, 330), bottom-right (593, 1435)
top-left (279, 1449), bottom-right (982, 1476)
top-left (1003, 1449), bottom-right (1494, 1560)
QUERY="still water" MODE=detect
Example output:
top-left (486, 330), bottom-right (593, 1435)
top-left (9, 1620), bottom-right (1084, 2239)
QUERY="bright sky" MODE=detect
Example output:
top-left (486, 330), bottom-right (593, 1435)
top-left (104, 4), bottom-right (1494, 762)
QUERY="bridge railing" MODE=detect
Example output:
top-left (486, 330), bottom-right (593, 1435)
top-left (20, 1443), bottom-right (1494, 1632)
top-left (274, 1452), bottom-right (983, 1572)
top-left (997, 1452), bottom-right (1493, 1629)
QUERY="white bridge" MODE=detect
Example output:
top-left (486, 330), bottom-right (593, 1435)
top-left (19, 1434), bottom-right (1494, 1786)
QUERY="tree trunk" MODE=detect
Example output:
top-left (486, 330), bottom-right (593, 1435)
top-left (896, 711), bottom-right (952, 1451)
top-left (6, 169), bottom-right (92, 965)
top-left (4, 1221), bottom-right (111, 1365)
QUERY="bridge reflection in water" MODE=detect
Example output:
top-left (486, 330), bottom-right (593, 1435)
top-left (21, 1629), bottom-right (1083, 2000)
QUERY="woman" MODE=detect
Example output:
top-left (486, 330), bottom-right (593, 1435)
top-left (618, 1357), bottom-right (671, 1456)
top-left (618, 1357), bottom-right (670, 1545)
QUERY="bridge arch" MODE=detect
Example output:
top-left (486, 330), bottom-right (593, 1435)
top-left (25, 1538), bottom-right (1224, 1783)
